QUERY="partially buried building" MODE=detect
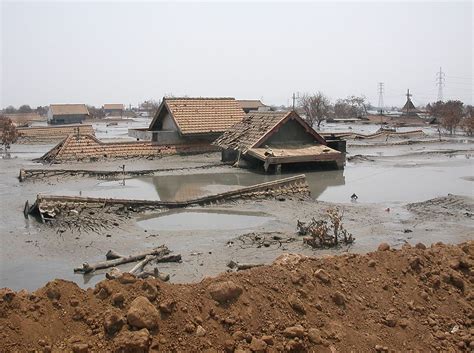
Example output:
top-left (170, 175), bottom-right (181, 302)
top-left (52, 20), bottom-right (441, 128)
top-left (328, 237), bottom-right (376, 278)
top-left (213, 110), bottom-right (345, 172)
top-left (47, 104), bottom-right (89, 125)
top-left (143, 97), bottom-right (246, 145)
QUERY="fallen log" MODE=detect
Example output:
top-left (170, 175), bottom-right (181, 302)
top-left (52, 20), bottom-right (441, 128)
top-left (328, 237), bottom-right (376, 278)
top-left (227, 260), bottom-right (264, 271)
top-left (156, 254), bottom-right (182, 263)
top-left (129, 255), bottom-right (156, 275)
top-left (74, 246), bottom-right (169, 274)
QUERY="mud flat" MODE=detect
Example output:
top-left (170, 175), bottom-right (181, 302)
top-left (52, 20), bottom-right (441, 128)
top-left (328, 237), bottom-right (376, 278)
top-left (0, 130), bottom-right (473, 292)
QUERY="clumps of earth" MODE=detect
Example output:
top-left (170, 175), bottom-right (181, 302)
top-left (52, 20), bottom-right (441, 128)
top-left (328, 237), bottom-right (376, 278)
top-left (0, 241), bottom-right (472, 352)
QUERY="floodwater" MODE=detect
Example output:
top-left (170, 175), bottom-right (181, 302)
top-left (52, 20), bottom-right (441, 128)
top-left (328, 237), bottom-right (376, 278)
top-left (137, 209), bottom-right (273, 231)
top-left (74, 151), bottom-right (471, 204)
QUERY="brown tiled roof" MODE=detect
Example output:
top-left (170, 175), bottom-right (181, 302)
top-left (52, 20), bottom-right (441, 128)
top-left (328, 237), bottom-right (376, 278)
top-left (237, 100), bottom-right (267, 110)
top-left (214, 111), bottom-right (326, 153)
top-left (39, 134), bottom-right (216, 163)
top-left (149, 98), bottom-right (246, 135)
top-left (50, 104), bottom-right (89, 116)
top-left (103, 104), bottom-right (124, 110)
top-left (17, 125), bottom-right (94, 141)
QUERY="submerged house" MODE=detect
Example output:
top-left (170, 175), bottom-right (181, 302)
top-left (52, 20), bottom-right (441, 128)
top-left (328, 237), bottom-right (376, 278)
top-left (47, 104), bottom-right (89, 125)
top-left (103, 104), bottom-right (124, 116)
top-left (213, 111), bottom-right (345, 172)
top-left (237, 100), bottom-right (269, 113)
top-left (132, 97), bottom-right (246, 145)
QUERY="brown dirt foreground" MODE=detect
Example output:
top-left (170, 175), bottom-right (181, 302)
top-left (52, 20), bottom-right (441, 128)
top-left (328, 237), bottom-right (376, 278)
top-left (1, 242), bottom-right (473, 353)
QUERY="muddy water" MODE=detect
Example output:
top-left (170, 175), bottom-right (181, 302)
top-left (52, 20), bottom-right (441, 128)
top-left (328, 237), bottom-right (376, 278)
top-left (137, 209), bottom-right (273, 231)
top-left (111, 153), bottom-right (471, 204)
top-left (49, 152), bottom-right (473, 204)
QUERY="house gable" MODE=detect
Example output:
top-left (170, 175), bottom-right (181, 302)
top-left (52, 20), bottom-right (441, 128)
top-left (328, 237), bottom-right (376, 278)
top-left (253, 111), bottom-right (326, 149)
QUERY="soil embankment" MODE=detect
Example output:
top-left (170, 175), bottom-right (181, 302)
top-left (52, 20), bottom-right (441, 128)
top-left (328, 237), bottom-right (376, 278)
top-left (1, 241), bottom-right (472, 352)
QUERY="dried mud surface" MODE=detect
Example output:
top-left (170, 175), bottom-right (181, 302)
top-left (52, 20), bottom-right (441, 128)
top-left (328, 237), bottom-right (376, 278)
top-left (1, 241), bottom-right (473, 353)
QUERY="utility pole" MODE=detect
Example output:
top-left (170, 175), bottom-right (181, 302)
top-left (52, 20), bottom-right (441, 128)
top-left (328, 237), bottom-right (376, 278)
top-left (377, 82), bottom-right (384, 115)
top-left (436, 67), bottom-right (445, 101)
top-left (292, 92), bottom-right (300, 110)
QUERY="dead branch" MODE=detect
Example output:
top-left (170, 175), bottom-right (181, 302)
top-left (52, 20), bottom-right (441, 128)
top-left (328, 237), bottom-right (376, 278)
top-left (74, 246), bottom-right (169, 273)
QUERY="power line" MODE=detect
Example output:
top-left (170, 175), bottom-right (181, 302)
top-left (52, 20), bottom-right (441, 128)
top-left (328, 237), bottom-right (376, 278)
top-left (436, 67), bottom-right (445, 101)
top-left (377, 82), bottom-right (384, 114)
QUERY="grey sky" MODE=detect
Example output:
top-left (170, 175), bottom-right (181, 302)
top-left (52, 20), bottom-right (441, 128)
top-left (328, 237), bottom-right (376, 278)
top-left (1, 1), bottom-right (472, 108)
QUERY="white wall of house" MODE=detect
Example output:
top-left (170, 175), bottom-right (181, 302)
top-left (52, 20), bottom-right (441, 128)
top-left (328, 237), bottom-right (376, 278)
top-left (162, 112), bottom-right (178, 131)
top-left (47, 107), bottom-right (53, 122)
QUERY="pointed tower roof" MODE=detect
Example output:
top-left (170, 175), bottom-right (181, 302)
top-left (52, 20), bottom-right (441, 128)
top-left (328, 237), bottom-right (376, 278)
top-left (402, 89), bottom-right (421, 114)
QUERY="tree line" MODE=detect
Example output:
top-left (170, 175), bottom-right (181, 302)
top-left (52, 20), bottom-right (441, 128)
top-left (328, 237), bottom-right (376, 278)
top-left (426, 100), bottom-right (473, 136)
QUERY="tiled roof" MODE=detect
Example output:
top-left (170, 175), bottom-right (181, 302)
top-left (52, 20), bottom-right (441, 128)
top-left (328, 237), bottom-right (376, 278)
top-left (237, 100), bottom-right (267, 110)
top-left (17, 125), bottom-right (94, 141)
top-left (50, 104), bottom-right (89, 116)
top-left (103, 104), bottom-right (124, 110)
top-left (213, 111), bottom-right (289, 152)
top-left (39, 134), bottom-right (216, 163)
top-left (213, 111), bottom-right (327, 153)
top-left (150, 98), bottom-right (246, 135)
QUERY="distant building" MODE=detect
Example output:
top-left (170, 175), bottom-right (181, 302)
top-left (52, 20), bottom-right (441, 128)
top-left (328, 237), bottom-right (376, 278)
top-left (401, 89), bottom-right (422, 117)
top-left (130, 97), bottom-right (246, 145)
top-left (47, 104), bottom-right (89, 125)
top-left (103, 104), bottom-right (124, 116)
top-left (237, 100), bottom-right (269, 113)
top-left (3, 112), bottom-right (44, 127)
top-left (213, 110), bottom-right (345, 172)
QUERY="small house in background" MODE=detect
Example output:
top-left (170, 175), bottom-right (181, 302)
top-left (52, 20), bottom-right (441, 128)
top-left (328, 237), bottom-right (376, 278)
top-left (213, 111), bottom-right (345, 173)
top-left (237, 99), bottom-right (269, 113)
top-left (47, 104), bottom-right (89, 125)
top-left (3, 112), bottom-right (45, 127)
top-left (103, 104), bottom-right (124, 117)
top-left (131, 97), bottom-right (246, 145)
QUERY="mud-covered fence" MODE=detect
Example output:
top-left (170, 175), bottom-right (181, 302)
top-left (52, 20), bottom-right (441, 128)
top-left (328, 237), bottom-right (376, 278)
top-left (18, 163), bottom-right (223, 182)
top-left (27, 174), bottom-right (310, 223)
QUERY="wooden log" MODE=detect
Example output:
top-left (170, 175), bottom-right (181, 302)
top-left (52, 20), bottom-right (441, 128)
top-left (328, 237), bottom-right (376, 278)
top-left (156, 254), bottom-right (182, 263)
top-left (129, 255), bottom-right (156, 275)
top-left (74, 246), bottom-right (169, 273)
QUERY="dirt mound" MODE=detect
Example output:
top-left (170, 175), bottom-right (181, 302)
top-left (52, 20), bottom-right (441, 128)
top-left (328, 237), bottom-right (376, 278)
top-left (407, 194), bottom-right (473, 219)
top-left (1, 241), bottom-right (473, 352)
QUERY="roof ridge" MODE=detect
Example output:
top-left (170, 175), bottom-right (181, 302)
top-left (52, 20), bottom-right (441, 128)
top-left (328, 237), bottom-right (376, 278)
top-left (164, 97), bottom-right (236, 100)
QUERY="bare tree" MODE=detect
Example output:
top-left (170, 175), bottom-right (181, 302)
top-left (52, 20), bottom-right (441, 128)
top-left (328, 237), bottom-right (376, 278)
top-left (333, 95), bottom-right (369, 119)
top-left (3, 106), bottom-right (16, 114)
top-left (86, 105), bottom-right (105, 119)
top-left (461, 105), bottom-right (473, 136)
top-left (18, 105), bottom-right (32, 113)
top-left (0, 117), bottom-right (19, 152)
top-left (298, 92), bottom-right (332, 128)
top-left (427, 100), bottom-right (464, 135)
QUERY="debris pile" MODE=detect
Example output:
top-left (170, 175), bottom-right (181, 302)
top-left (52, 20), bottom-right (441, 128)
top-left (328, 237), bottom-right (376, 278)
top-left (297, 207), bottom-right (354, 248)
top-left (1, 241), bottom-right (472, 352)
top-left (74, 245), bottom-right (181, 281)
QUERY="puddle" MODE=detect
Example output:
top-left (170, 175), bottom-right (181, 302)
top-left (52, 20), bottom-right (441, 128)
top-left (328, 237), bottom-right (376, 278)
top-left (137, 209), bottom-right (273, 231)
top-left (50, 178), bottom-right (160, 200)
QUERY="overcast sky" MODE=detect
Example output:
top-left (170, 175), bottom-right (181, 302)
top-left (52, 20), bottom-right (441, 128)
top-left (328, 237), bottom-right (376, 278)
top-left (1, 1), bottom-right (472, 108)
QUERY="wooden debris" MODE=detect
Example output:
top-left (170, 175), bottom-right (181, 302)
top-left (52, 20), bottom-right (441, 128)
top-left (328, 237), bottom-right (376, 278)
top-left (74, 246), bottom-right (169, 273)
top-left (227, 260), bottom-right (264, 271)
top-left (298, 207), bottom-right (354, 248)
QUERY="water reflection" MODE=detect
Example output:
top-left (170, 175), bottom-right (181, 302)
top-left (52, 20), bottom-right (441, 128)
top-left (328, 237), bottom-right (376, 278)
top-left (142, 169), bottom-right (346, 201)
top-left (137, 209), bottom-right (273, 231)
